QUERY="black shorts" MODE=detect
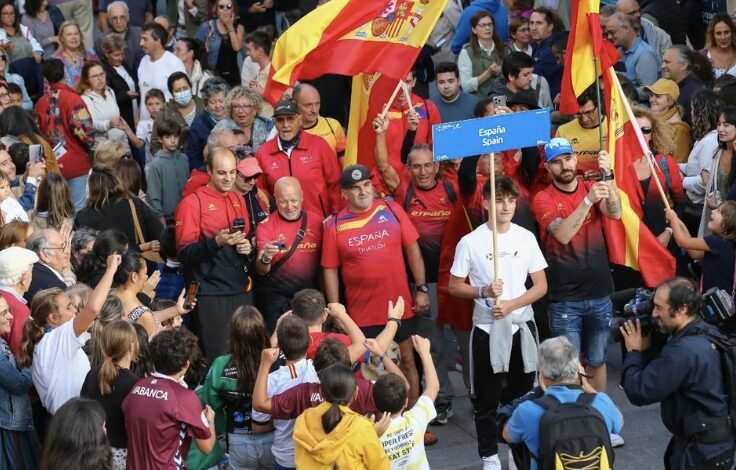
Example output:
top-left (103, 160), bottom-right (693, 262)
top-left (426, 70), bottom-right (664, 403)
top-left (360, 316), bottom-right (418, 343)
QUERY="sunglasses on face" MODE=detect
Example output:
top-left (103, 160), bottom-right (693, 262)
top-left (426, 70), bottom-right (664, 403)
top-left (640, 126), bottom-right (653, 135)
top-left (218, 3), bottom-right (233, 9)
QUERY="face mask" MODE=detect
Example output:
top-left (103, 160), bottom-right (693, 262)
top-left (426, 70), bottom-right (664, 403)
top-left (174, 89), bottom-right (192, 106)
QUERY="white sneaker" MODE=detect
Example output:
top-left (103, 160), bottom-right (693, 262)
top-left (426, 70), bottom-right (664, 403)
top-left (482, 454), bottom-right (501, 470)
top-left (508, 447), bottom-right (518, 470)
top-left (610, 433), bottom-right (625, 448)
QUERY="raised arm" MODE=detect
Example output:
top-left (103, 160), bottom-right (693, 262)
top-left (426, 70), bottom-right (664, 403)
top-left (327, 303), bottom-right (366, 363)
top-left (373, 114), bottom-right (401, 192)
top-left (73, 254), bottom-right (121, 336)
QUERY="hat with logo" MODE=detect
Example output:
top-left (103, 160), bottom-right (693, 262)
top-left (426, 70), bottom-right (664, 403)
top-left (236, 157), bottom-right (263, 178)
top-left (340, 164), bottom-right (371, 188)
top-left (0, 247), bottom-right (38, 281)
top-left (544, 137), bottom-right (575, 162)
top-left (272, 99), bottom-right (299, 117)
top-left (643, 78), bottom-right (680, 100)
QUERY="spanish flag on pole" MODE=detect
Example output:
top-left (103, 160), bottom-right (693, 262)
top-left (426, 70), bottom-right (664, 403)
top-left (264, 0), bottom-right (448, 106)
top-left (602, 68), bottom-right (676, 286)
top-left (559, 0), bottom-right (612, 114)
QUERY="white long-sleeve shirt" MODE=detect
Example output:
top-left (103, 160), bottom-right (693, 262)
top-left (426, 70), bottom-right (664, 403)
top-left (679, 129), bottom-right (718, 204)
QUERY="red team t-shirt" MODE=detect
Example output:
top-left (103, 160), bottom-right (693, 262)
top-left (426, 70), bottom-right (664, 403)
top-left (306, 331), bottom-right (351, 359)
top-left (255, 211), bottom-right (323, 295)
top-left (270, 379), bottom-right (377, 419)
top-left (322, 199), bottom-right (419, 327)
top-left (532, 179), bottom-right (613, 302)
top-left (393, 179), bottom-right (457, 283)
top-left (123, 374), bottom-right (212, 470)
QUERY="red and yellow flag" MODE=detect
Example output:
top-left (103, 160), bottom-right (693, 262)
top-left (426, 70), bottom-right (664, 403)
top-left (602, 68), bottom-right (675, 286)
top-left (264, 0), bottom-right (448, 105)
top-left (559, 0), bottom-right (617, 114)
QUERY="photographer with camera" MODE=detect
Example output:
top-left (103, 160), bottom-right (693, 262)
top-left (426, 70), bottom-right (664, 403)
top-left (255, 177), bottom-right (323, 332)
top-left (620, 277), bottom-right (735, 470)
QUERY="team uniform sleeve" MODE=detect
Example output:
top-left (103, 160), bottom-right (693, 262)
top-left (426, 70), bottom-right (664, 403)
top-left (320, 140), bottom-right (343, 215)
top-left (255, 218), bottom-right (272, 251)
top-left (531, 190), bottom-right (558, 232)
top-left (176, 390), bottom-right (213, 440)
top-left (321, 218), bottom-right (340, 268)
top-left (175, 194), bottom-right (218, 259)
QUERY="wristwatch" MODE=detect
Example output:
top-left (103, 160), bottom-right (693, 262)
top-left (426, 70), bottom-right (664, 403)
top-left (600, 170), bottom-right (615, 181)
top-left (387, 318), bottom-right (402, 328)
top-left (417, 283), bottom-right (430, 293)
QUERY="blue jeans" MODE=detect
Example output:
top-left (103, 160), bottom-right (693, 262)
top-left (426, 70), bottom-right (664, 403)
top-left (228, 432), bottom-right (275, 470)
top-left (66, 173), bottom-right (88, 212)
top-left (548, 297), bottom-right (612, 367)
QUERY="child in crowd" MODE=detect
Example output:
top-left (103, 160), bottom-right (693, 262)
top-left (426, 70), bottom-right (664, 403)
top-left (374, 335), bottom-right (439, 470)
top-left (252, 315), bottom-right (319, 470)
top-left (293, 364), bottom-right (390, 469)
top-left (128, 88), bottom-right (165, 169)
top-left (146, 119), bottom-right (189, 224)
top-left (0, 169), bottom-right (28, 222)
top-left (254, 338), bottom-right (382, 420)
top-left (6, 82), bottom-right (24, 108)
top-left (150, 298), bottom-right (183, 329)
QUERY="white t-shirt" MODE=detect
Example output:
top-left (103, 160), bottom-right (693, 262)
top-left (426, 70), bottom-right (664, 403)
top-left (380, 395), bottom-right (437, 470)
top-left (251, 358), bottom-right (319, 468)
top-left (136, 119), bottom-right (154, 168)
top-left (32, 320), bottom-right (91, 414)
top-left (1, 197), bottom-right (28, 222)
top-left (137, 51), bottom-right (186, 120)
top-left (450, 223), bottom-right (547, 330)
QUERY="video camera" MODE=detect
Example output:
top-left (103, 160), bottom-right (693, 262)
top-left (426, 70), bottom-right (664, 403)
top-left (609, 286), bottom-right (736, 342)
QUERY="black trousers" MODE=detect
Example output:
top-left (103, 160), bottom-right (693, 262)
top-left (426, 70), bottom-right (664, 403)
top-left (472, 325), bottom-right (536, 459)
top-left (256, 290), bottom-right (291, 334)
top-left (196, 292), bottom-right (253, 363)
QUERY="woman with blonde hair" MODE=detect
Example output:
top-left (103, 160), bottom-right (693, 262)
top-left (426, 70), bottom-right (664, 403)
top-left (632, 106), bottom-right (685, 248)
top-left (52, 20), bottom-right (97, 87)
top-left (80, 319), bottom-right (139, 470)
top-left (703, 13), bottom-right (736, 79)
top-left (226, 86), bottom-right (272, 152)
top-left (94, 140), bottom-right (128, 167)
top-left (643, 78), bottom-right (691, 163)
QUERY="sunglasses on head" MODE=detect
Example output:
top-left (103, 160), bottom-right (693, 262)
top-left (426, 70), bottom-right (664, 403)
top-left (640, 126), bottom-right (653, 135)
top-left (218, 3), bottom-right (233, 9)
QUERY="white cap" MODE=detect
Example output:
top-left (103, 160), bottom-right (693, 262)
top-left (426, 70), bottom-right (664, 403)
top-left (0, 247), bottom-right (38, 281)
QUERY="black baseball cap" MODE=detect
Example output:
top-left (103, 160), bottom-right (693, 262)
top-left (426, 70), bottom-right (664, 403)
top-left (273, 99), bottom-right (299, 117)
top-left (507, 90), bottom-right (539, 110)
top-left (340, 164), bottom-right (371, 188)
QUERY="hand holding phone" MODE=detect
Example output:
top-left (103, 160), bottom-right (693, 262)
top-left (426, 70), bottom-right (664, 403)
top-left (231, 218), bottom-right (245, 234)
top-left (183, 281), bottom-right (199, 310)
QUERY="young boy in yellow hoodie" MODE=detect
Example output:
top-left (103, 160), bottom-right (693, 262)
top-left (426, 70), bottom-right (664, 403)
top-left (293, 363), bottom-right (390, 470)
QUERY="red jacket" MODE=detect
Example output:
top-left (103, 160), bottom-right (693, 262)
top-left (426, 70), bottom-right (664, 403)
top-left (255, 132), bottom-right (341, 217)
top-left (35, 82), bottom-right (95, 179)
top-left (175, 185), bottom-right (251, 296)
top-left (0, 289), bottom-right (30, 356)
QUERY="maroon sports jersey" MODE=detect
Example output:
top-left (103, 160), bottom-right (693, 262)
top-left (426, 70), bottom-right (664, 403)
top-left (322, 199), bottom-right (418, 327)
top-left (123, 374), bottom-right (212, 470)
top-left (270, 379), bottom-right (377, 420)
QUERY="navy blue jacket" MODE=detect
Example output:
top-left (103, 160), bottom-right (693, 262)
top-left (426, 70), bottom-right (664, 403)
top-left (186, 111), bottom-right (217, 172)
top-left (24, 263), bottom-right (67, 304)
top-left (533, 33), bottom-right (563, 99)
top-left (623, 318), bottom-right (734, 469)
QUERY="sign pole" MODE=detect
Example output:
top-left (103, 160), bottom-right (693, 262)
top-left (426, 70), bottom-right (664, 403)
top-left (489, 153), bottom-right (500, 305)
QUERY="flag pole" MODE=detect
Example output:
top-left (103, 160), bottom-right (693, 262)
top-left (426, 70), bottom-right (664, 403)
top-left (400, 81), bottom-right (415, 111)
top-left (380, 80), bottom-right (405, 119)
top-left (488, 153), bottom-right (500, 304)
top-left (593, 56), bottom-right (604, 151)
top-left (610, 71), bottom-right (671, 210)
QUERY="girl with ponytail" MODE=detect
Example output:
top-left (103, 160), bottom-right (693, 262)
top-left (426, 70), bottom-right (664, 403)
top-left (293, 364), bottom-right (389, 469)
top-left (17, 253), bottom-right (121, 417)
top-left (80, 320), bottom-right (139, 470)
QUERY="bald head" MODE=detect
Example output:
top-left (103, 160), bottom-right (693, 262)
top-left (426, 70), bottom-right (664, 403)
top-left (274, 177), bottom-right (303, 220)
top-left (208, 148), bottom-right (238, 193)
top-left (293, 83), bottom-right (321, 127)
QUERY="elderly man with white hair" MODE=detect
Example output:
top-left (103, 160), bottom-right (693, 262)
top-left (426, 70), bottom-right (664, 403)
top-left (98, 0), bottom-right (153, 32)
top-left (0, 247), bottom-right (38, 354)
top-left (94, 1), bottom-right (144, 71)
top-left (24, 228), bottom-right (72, 302)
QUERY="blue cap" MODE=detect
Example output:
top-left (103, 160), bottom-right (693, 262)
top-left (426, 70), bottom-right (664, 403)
top-left (544, 137), bottom-right (575, 162)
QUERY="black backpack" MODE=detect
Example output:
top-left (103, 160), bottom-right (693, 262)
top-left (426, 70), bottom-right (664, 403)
top-left (701, 333), bottom-right (736, 436)
top-left (533, 393), bottom-right (614, 470)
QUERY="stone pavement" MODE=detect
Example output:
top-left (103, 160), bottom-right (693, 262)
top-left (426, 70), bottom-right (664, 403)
top-left (424, 339), bottom-right (670, 470)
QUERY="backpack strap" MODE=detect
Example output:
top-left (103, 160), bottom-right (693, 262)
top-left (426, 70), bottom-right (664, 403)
top-left (269, 211), bottom-right (308, 273)
top-left (533, 394), bottom-right (560, 410)
top-left (575, 392), bottom-right (597, 407)
top-left (403, 184), bottom-right (416, 212)
top-left (443, 179), bottom-right (457, 204)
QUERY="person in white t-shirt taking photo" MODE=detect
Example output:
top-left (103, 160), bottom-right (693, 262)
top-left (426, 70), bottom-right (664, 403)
top-left (449, 175), bottom-right (548, 470)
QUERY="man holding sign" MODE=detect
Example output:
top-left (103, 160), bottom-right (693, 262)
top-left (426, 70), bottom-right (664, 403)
top-left (448, 175), bottom-right (547, 470)
top-left (532, 138), bottom-right (621, 394)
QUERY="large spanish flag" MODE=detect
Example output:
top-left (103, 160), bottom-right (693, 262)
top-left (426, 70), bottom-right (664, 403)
top-left (559, 0), bottom-right (617, 114)
top-left (602, 68), bottom-right (676, 286)
top-left (264, 0), bottom-right (448, 105)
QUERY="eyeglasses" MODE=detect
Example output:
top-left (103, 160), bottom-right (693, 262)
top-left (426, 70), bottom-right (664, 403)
top-left (218, 3), bottom-right (233, 9)
top-left (575, 107), bottom-right (598, 118)
top-left (640, 126), bottom-right (653, 135)
top-left (237, 173), bottom-right (259, 182)
top-left (476, 22), bottom-right (494, 29)
top-left (232, 103), bottom-right (254, 111)
top-left (89, 72), bottom-right (106, 80)
top-left (45, 241), bottom-right (68, 251)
